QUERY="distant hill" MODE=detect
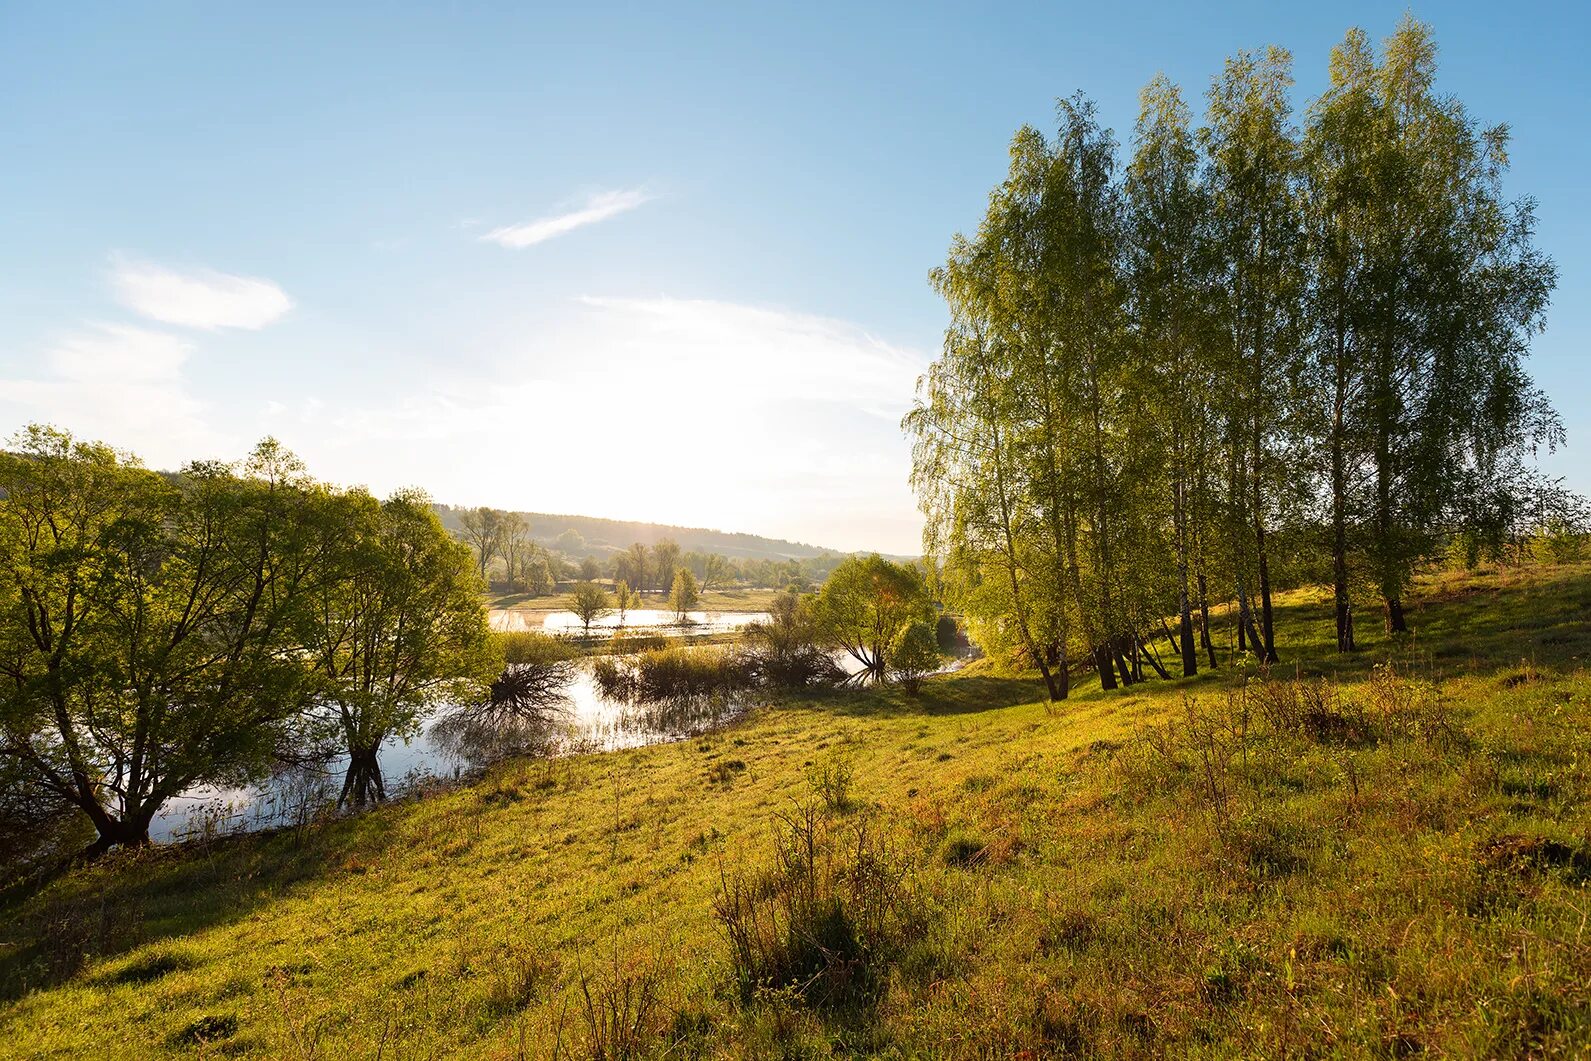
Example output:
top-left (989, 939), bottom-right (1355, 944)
top-left (432, 505), bottom-right (848, 562)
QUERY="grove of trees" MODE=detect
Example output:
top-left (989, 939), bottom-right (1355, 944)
top-left (0, 427), bottom-right (498, 852)
top-left (906, 19), bottom-right (1565, 700)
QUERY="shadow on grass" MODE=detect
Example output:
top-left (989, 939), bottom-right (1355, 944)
top-left (891, 563), bottom-right (1591, 708)
top-left (0, 800), bottom-right (409, 1002)
top-left (775, 674), bottom-right (1054, 720)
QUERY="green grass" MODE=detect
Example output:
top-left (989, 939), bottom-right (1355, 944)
top-left (3, 563), bottom-right (1590, 1058)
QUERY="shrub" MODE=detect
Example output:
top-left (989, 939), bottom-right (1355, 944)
top-left (576, 951), bottom-right (668, 1060)
top-left (890, 620), bottom-right (943, 693)
top-left (594, 647), bottom-right (754, 706)
top-left (1246, 673), bottom-right (1370, 745)
top-left (496, 630), bottom-right (575, 667)
top-left (169, 1014), bottom-right (238, 1047)
top-left (934, 613), bottom-right (965, 653)
top-left (608, 630), bottom-right (668, 655)
top-left (806, 751), bottom-right (854, 813)
top-left (714, 805), bottom-right (920, 1008)
top-left (741, 590), bottom-right (847, 690)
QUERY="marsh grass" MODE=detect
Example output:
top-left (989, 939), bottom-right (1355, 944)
top-left (2, 562), bottom-right (1589, 1056)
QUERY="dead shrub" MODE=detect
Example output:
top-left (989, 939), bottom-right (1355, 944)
top-left (576, 950), bottom-right (668, 1061)
top-left (1365, 663), bottom-right (1465, 749)
top-left (1247, 672), bottom-right (1371, 745)
top-left (714, 804), bottom-right (921, 1008)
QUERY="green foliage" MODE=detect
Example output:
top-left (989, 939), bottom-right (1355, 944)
top-left (568, 581), bottom-right (613, 635)
top-left (889, 620), bottom-right (943, 694)
top-left (907, 16), bottom-right (1565, 688)
top-left (651, 539), bottom-right (682, 595)
top-left (3, 565), bottom-right (1591, 1055)
top-left (669, 567), bottom-right (700, 620)
top-left (805, 750), bottom-right (855, 813)
top-left (305, 489), bottom-right (498, 806)
top-left (0, 427), bottom-right (329, 849)
top-left (612, 580), bottom-right (638, 624)
top-left (813, 555), bottom-right (933, 680)
top-left (742, 589), bottom-right (846, 689)
top-left (591, 646), bottom-right (751, 706)
top-left (714, 804), bottom-right (920, 1007)
top-left (496, 630), bottom-right (574, 668)
top-left (0, 426), bottom-right (501, 847)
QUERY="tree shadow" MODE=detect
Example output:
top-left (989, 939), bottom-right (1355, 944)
top-left (0, 798), bottom-right (412, 1001)
top-left (778, 674), bottom-right (1053, 720)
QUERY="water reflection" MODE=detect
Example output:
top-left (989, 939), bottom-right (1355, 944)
top-left (149, 660), bottom-right (744, 843)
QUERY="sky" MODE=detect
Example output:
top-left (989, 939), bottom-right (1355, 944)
top-left (1, 1), bottom-right (1586, 555)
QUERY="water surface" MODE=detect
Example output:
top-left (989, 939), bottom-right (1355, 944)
top-left (150, 660), bottom-right (743, 843)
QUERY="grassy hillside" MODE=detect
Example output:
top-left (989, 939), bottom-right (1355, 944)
top-left (2, 564), bottom-right (1589, 1058)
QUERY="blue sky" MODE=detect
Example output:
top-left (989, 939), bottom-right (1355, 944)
top-left (1, 1), bottom-right (1585, 554)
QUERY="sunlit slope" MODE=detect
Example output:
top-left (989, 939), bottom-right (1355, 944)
top-left (2, 563), bottom-right (1588, 1058)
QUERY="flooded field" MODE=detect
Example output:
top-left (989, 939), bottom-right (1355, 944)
top-left (488, 608), bottom-right (769, 635)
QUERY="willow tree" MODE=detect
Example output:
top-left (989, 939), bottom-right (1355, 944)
top-left (306, 489), bottom-right (497, 807)
top-left (813, 554), bottom-right (933, 681)
top-left (0, 428), bottom-right (326, 851)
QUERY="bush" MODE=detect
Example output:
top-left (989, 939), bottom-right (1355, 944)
top-left (608, 630), bottom-right (669, 655)
top-left (496, 630), bottom-right (575, 667)
top-left (934, 614), bottom-right (965, 653)
top-left (806, 751), bottom-right (854, 813)
top-left (890, 620), bottom-right (943, 693)
top-left (576, 951), bottom-right (668, 1060)
top-left (0, 758), bottom-right (92, 886)
top-left (741, 589), bottom-right (847, 690)
top-left (593, 647), bottom-right (753, 705)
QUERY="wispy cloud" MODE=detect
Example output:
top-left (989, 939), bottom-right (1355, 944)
top-left (481, 188), bottom-right (653, 249)
top-left (259, 295), bottom-right (929, 552)
top-left (109, 256), bottom-right (293, 330)
top-left (0, 323), bottom-right (221, 465)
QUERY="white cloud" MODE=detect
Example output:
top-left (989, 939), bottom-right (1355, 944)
top-left (259, 296), bottom-right (930, 553)
top-left (109, 256), bottom-right (293, 330)
top-left (47, 322), bottom-right (194, 383)
top-left (481, 188), bottom-right (653, 249)
top-left (0, 323), bottom-right (223, 466)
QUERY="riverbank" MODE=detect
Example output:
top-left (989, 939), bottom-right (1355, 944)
top-left (3, 562), bottom-right (1589, 1057)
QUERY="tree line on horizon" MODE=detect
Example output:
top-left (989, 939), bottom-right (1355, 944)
top-left (906, 18), bottom-right (1577, 700)
top-left (448, 505), bottom-right (847, 599)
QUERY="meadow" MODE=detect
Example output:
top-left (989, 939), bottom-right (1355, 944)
top-left (1, 561), bottom-right (1588, 1058)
